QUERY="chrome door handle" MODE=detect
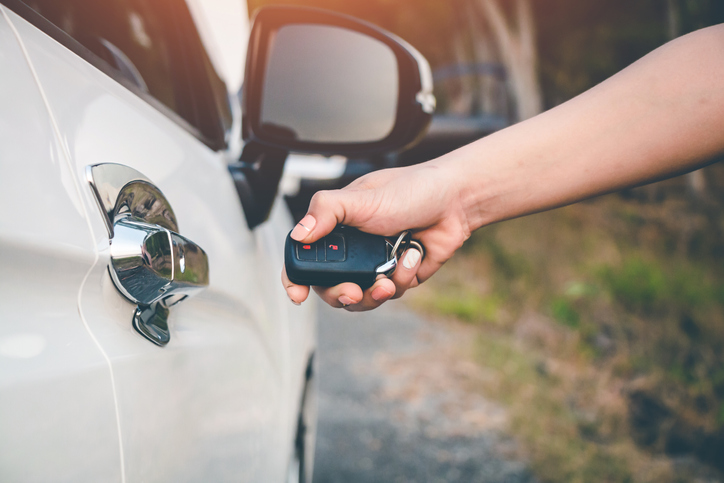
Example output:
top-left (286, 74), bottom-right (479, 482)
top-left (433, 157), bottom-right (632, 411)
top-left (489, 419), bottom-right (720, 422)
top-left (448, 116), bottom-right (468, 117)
top-left (87, 163), bottom-right (209, 346)
top-left (110, 218), bottom-right (209, 307)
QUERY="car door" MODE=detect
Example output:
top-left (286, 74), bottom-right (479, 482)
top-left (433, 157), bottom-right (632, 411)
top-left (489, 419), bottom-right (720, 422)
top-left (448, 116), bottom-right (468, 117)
top-left (0, 8), bottom-right (122, 483)
top-left (1, 1), bottom-right (307, 481)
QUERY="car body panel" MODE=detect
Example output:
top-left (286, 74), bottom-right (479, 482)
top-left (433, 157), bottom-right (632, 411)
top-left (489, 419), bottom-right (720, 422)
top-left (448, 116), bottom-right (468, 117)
top-left (0, 10), bottom-right (122, 482)
top-left (1, 4), bottom-right (316, 481)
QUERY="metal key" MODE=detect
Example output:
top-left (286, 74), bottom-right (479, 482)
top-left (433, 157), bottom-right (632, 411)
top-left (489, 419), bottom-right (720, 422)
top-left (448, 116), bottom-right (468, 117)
top-left (284, 225), bottom-right (425, 289)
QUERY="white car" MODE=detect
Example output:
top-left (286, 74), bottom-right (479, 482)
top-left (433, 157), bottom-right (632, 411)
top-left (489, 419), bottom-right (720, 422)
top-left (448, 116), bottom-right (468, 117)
top-left (0, 1), bottom-right (432, 481)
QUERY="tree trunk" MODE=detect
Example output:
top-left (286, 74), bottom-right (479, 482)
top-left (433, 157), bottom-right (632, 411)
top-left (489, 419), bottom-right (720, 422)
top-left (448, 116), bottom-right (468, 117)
top-left (447, 4), bottom-right (476, 115)
top-left (465, 0), bottom-right (507, 118)
top-left (667, 0), bottom-right (707, 198)
top-left (473, 0), bottom-right (542, 121)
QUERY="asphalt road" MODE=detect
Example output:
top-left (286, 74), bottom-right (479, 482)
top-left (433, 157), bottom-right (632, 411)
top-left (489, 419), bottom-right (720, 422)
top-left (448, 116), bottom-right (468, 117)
top-left (311, 302), bottom-right (536, 483)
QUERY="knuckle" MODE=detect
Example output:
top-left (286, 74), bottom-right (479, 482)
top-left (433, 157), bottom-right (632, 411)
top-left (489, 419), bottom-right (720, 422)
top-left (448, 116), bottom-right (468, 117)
top-left (354, 178), bottom-right (376, 192)
top-left (310, 190), bottom-right (333, 208)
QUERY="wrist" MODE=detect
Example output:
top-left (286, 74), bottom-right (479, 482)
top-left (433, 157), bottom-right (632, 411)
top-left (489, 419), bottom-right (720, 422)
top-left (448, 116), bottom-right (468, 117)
top-left (431, 136), bottom-right (515, 233)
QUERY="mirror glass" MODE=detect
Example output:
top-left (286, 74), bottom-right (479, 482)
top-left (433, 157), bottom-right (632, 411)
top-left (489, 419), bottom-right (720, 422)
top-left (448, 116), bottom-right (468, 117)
top-left (260, 24), bottom-right (399, 144)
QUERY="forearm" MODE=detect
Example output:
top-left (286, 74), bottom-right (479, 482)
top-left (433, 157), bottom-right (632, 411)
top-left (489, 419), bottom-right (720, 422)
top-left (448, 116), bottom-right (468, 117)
top-left (443, 24), bottom-right (724, 231)
top-left (283, 25), bottom-right (724, 308)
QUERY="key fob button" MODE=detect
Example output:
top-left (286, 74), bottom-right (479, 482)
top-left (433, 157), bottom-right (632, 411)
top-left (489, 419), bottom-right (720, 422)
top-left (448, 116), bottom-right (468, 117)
top-left (324, 234), bottom-right (345, 261)
top-left (296, 242), bottom-right (318, 261)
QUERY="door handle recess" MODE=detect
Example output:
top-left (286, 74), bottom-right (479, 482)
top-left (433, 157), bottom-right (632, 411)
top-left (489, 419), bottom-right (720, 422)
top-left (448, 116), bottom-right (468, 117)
top-left (87, 163), bottom-right (209, 346)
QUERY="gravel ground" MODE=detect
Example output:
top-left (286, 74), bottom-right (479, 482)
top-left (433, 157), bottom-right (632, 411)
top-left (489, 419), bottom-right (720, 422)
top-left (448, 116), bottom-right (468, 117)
top-left (312, 302), bottom-right (536, 483)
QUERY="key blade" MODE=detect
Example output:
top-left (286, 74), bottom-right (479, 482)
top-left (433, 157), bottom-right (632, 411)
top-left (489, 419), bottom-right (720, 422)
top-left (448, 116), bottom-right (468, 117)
top-left (375, 257), bottom-right (397, 277)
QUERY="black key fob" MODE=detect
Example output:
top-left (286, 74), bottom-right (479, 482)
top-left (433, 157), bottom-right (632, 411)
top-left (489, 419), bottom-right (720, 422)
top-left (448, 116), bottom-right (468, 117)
top-left (284, 225), bottom-right (421, 289)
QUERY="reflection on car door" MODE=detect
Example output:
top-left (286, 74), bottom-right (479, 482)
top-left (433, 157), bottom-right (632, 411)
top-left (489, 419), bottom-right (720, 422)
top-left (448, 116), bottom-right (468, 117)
top-left (3, 3), bottom-right (291, 481)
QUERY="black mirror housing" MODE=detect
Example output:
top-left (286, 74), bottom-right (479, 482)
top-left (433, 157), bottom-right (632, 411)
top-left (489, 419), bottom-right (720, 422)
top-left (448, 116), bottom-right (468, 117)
top-left (242, 6), bottom-right (435, 156)
top-left (234, 6), bottom-right (434, 229)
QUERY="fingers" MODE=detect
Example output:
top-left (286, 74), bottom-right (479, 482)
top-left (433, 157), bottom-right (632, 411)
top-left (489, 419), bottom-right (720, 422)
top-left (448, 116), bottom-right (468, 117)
top-left (290, 190), bottom-right (350, 244)
top-left (391, 248), bottom-right (422, 299)
top-left (311, 282), bottom-right (364, 308)
top-left (284, 245), bottom-right (425, 310)
top-left (289, 213), bottom-right (318, 243)
top-left (282, 267), bottom-right (310, 305)
top-left (284, 248), bottom-right (423, 310)
top-left (313, 277), bottom-right (396, 312)
top-left (414, 251), bottom-right (446, 284)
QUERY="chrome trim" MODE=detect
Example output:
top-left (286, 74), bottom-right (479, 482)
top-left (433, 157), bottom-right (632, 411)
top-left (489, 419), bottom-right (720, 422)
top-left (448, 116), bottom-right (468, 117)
top-left (87, 163), bottom-right (208, 346)
top-left (110, 218), bottom-right (208, 307)
top-left (416, 91), bottom-right (436, 114)
top-left (86, 163), bottom-right (178, 238)
top-left (133, 302), bottom-right (170, 347)
top-left (403, 37), bottom-right (436, 114)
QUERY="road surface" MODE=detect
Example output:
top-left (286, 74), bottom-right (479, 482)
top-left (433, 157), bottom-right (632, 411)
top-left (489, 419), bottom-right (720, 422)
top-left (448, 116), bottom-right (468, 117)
top-left (312, 301), bottom-right (535, 483)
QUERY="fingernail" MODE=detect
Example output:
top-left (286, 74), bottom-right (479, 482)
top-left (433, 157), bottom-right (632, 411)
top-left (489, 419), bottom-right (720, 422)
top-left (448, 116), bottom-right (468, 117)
top-left (402, 249), bottom-right (421, 270)
top-left (289, 298), bottom-right (301, 306)
top-left (291, 215), bottom-right (316, 241)
top-left (371, 286), bottom-right (392, 302)
top-left (338, 295), bottom-right (355, 306)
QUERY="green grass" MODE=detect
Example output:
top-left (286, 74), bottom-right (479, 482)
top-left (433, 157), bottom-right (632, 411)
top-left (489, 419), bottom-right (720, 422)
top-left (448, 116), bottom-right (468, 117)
top-left (407, 181), bottom-right (724, 482)
top-left (599, 257), bottom-right (724, 315)
top-left (432, 292), bottom-right (501, 323)
top-left (474, 334), bottom-right (641, 483)
top-left (550, 297), bottom-right (581, 328)
top-left (599, 257), bottom-right (666, 314)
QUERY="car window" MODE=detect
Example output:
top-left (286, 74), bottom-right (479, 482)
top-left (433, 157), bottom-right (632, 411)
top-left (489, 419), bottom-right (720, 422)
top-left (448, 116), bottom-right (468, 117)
top-left (18, 0), bottom-right (229, 149)
top-left (26, 0), bottom-right (182, 113)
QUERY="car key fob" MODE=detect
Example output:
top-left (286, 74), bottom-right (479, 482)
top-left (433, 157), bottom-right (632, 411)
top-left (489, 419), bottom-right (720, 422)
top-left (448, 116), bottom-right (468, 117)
top-left (284, 225), bottom-right (423, 289)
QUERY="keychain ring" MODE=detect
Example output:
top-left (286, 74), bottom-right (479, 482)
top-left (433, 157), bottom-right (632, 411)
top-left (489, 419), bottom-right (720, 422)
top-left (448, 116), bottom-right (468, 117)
top-left (408, 240), bottom-right (425, 260)
top-left (389, 231), bottom-right (412, 262)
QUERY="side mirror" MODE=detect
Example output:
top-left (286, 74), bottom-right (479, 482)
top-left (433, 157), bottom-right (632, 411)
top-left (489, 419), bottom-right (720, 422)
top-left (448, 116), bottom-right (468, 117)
top-left (232, 6), bottom-right (435, 228)
top-left (244, 6), bottom-right (434, 154)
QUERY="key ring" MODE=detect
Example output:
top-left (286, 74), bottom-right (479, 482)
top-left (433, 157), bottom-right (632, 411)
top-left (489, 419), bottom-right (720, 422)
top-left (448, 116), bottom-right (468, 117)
top-left (376, 231), bottom-right (425, 278)
top-left (389, 231), bottom-right (425, 261)
top-left (389, 230), bottom-right (412, 262)
top-left (408, 239), bottom-right (425, 260)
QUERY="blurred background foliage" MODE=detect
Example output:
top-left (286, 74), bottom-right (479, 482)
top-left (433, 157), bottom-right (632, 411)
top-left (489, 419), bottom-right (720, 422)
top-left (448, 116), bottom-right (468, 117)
top-left (249, 0), bottom-right (724, 480)
top-left (248, 0), bottom-right (724, 113)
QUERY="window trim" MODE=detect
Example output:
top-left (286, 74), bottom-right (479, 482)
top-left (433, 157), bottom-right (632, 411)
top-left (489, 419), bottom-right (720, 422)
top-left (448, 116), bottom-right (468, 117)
top-left (1, 0), bottom-right (227, 151)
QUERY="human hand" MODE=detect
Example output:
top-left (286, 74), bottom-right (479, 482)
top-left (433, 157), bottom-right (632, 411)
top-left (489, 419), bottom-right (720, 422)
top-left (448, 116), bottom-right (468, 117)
top-left (282, 161), bottom-right (471, 310)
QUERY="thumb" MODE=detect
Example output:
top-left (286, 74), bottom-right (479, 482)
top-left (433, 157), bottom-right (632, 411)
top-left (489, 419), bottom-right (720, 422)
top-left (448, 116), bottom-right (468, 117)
top-left (289, 190), bottom-right (353, 243)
